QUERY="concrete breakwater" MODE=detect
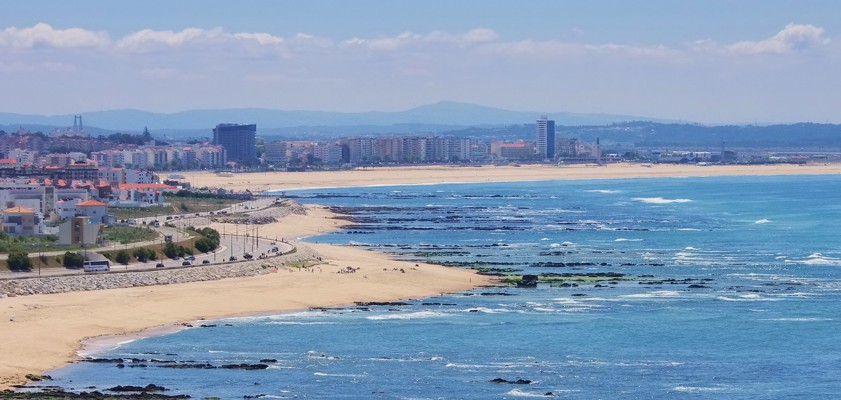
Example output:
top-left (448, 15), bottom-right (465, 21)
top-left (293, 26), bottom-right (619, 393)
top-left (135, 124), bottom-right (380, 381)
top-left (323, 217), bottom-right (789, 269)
top-left (0, 244), bottom-right (319, 298)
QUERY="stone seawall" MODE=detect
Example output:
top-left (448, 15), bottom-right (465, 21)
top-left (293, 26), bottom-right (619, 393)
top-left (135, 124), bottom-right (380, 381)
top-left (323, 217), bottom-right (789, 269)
top-left (0, 244), bottom-right (320, 298)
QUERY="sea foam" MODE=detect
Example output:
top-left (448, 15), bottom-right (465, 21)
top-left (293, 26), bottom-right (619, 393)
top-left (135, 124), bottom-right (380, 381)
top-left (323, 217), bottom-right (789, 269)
top-left (632, 197), bottom-right (692, 204)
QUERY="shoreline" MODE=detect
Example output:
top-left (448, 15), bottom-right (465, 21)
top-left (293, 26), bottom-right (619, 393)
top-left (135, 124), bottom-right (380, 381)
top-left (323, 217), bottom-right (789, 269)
top-left (182, 162), bottom-right (841, 194)
top-left (3, 163), bottom-right (841, 390)
top-left (0, 205), bottom-right (493, 391)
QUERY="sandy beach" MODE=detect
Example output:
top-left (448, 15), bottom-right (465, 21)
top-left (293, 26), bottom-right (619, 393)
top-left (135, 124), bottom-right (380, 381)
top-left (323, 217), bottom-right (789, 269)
top-left (187, 163), bottom-right (841, 193)
top-left (0, 204), bottom-right (491, 390)
top-left (2, 162), bottom-right (840, 390)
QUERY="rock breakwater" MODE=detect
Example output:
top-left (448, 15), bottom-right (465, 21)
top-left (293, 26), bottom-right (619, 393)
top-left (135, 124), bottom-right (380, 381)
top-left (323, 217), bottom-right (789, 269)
top-left (0, 244), bottom-right (319, 298)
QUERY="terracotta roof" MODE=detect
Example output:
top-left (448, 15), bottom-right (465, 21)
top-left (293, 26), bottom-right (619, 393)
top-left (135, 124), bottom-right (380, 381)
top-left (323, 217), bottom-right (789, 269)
top-left (119, 183), bottom-right (177, 190)
top-left (76, 199), bottom-right (108, 207)
top-left (3, 206), bottom-right (36, 213)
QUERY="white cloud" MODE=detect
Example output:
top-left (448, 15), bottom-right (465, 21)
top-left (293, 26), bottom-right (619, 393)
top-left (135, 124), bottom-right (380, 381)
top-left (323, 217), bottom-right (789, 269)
top-left (116, 27), bottom-right (285, 51)
top-left (340, 28), bottom-right (499, 51)
top-left (727, 23), bottom-right (829, 55)
top-left (0, 22), bottom-right (109, 49)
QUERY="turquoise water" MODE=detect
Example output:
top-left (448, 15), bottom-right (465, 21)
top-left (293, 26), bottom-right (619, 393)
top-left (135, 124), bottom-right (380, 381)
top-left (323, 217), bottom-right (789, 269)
top-left (37, 175), bottom-right (841, 399)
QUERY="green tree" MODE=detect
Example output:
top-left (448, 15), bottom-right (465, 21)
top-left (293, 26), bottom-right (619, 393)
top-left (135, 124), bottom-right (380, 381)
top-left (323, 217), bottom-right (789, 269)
top-left (115, 250), bottom-right (130, 265)
top-left (7, 252), bottom-right (32, 271)
top-left (62, 252), bottom-right (84, 269)
top-left (194, 237), bottom-right (217, 253)
top-left (163, 242), bottom-right (178, 259)
top-left (132, 248), bottom-right (149, 262)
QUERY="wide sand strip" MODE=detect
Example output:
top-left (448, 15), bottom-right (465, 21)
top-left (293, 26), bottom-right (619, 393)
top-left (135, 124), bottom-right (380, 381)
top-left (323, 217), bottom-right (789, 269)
top-left (187, 163), bottom-right (841, 192)
top-left (0, 205), bottom-right (491, 390)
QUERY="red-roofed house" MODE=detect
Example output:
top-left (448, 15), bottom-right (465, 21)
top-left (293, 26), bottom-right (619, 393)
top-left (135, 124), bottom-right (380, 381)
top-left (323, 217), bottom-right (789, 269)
top-left (76, 199), bottom-right (109, 223)
top-left (1, 206), bottom-right (40, 236)
top-left (117, 183), bottom-right (177, 206)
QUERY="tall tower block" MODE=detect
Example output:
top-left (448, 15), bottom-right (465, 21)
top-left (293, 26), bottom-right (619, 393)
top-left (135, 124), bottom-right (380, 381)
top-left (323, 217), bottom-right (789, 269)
top-left (536, 115), bottom-right (555, 160)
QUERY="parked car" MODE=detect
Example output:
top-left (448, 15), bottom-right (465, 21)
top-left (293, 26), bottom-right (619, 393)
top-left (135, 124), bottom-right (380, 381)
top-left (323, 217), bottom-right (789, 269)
top-left (155, 263), bottom-right (165, 268)
top-left (229, 256), bottom-right (237, 261)
top-left (182, 261), bottom-right (191, 266)
top-left (202, 259), bottom-right (210, 264)
top-left (243, 253), bottom-right (253, 260)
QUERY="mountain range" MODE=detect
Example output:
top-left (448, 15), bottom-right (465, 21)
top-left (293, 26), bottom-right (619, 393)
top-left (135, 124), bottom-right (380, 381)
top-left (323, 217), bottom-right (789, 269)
top-left (0, 101), bottom-right (660, 137)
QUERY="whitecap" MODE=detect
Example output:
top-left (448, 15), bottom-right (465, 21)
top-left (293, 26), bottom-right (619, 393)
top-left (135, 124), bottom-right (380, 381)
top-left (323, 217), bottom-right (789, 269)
top-left (622, 291), bottom-right (681, 298)
top-left (506, 389), bottom-right (569, 397)
top-left (676, 228), bottom-right (701, 231)
top-left (717, 294), bottom-right (780, 302)
top-left (615, 238), bottom-right (643, 242)
top-left (754, 219), bottom-right (771, 224)
top-left (313, 372), bottom-right (365, 377)
top-left (764, 317), bottom-right (832, 322)
top-left (788, 254), bottom-right (841, 266)
top-left (672, 386), bottom-right (727, 392)
top-left (464, 307), bottom-right (511, 314)
top-left (585, 189), bottom-right (621, 194)
top-left (632, 197), bottom-right (692, 204)
top-left (366, 311), bottom-right (451, 321)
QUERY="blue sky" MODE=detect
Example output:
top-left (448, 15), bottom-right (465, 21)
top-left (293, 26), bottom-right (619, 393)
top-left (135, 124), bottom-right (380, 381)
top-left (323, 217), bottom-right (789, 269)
top-left (1, 0), bottom-right (840, 123)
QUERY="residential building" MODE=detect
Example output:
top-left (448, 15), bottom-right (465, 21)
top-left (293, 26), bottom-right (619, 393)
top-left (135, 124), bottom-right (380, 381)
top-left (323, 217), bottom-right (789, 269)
top-left (58, 216), bottom-right (102, 245)
top-left (76, 199), bottom-right (109, 224)
top-left (536, 115), bottom-right (556, 160)
top-left (213, 123), bottom-right (257, 166)
top-left (264, 141), bottom-right (288, 165)
top-left (1, 206), bottom-right (40, 236)
top-left (492, 142), bottom-right (534, 160)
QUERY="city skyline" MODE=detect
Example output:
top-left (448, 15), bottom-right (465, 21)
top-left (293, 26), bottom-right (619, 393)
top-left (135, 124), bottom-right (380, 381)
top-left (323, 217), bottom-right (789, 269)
top-left (1, 1), bottom-right (840, 124)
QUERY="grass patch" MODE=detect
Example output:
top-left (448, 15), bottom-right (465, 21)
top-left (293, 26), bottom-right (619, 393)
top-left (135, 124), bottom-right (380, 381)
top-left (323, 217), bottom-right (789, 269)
top-left (102, 226), bottom-right (159, 244)
top-left (110, 205), bottom-right (171, 221)
top-left (0, 232), bottom-right (77, 254)
top-left (110, 196), bottom-right (241, 221)
top-left (167, 195), bottom-right (242, 214)
top-left (285, 259), bottom-right (319, 269)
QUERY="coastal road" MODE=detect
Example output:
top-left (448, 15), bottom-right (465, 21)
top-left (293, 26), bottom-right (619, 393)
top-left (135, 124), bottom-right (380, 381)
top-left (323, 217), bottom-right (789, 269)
top-left (0, 196), bottom-right (292, 279)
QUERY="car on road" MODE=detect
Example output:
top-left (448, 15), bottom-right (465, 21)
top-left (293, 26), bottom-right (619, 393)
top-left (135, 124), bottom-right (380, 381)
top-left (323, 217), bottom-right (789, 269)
top-left (185, 255), bottom-right (196, 261)
top-left (202, 259), bottom-right (210, 264)
top-left (155, 263), bottom-right (165, 268)
top-left (182, 261), bottom-right (192, 266)
top-left (243, 253), bottom-right (253, 260)
top-left (229, 256), bottom-right (237, 261)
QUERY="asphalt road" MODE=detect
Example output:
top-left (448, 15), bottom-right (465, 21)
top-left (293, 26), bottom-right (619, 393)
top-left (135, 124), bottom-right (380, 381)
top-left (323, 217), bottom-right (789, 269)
top-left (1, 196), bottom-right (294, 279)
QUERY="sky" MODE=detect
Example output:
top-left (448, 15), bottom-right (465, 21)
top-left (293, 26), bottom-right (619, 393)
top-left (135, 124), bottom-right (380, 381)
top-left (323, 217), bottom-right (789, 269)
top-left (1, 0), bottom-right (840, 124)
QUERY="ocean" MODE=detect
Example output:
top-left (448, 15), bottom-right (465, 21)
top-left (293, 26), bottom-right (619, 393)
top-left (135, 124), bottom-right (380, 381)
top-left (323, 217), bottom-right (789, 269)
top-left (33, 175), bottom-right (841, 399)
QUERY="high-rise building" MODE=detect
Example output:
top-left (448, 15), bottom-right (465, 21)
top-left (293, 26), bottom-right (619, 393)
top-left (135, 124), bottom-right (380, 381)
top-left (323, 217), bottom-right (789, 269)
top-left (213, 123), bottom-right (257, 166)
top-left (536, 116), bottom-right (555, 160)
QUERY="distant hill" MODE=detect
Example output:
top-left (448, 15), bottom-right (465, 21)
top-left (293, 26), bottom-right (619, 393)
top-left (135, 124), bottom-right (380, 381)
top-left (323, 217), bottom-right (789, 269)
top-left (550, 122), bottom-right (841, 149)
top-left (0, 101), bottom-right (658, 135)
top-left (4, 104), bottom-right (839, 149)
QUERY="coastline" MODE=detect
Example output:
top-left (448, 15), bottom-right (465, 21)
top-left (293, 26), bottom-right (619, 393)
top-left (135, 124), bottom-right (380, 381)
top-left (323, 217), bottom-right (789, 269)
top-left (2, 162), bottom-right (840, 391)
top-left (186, 163), bottom-right (841, 193)
top-left (0, 204), bottom-right (493, 390)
